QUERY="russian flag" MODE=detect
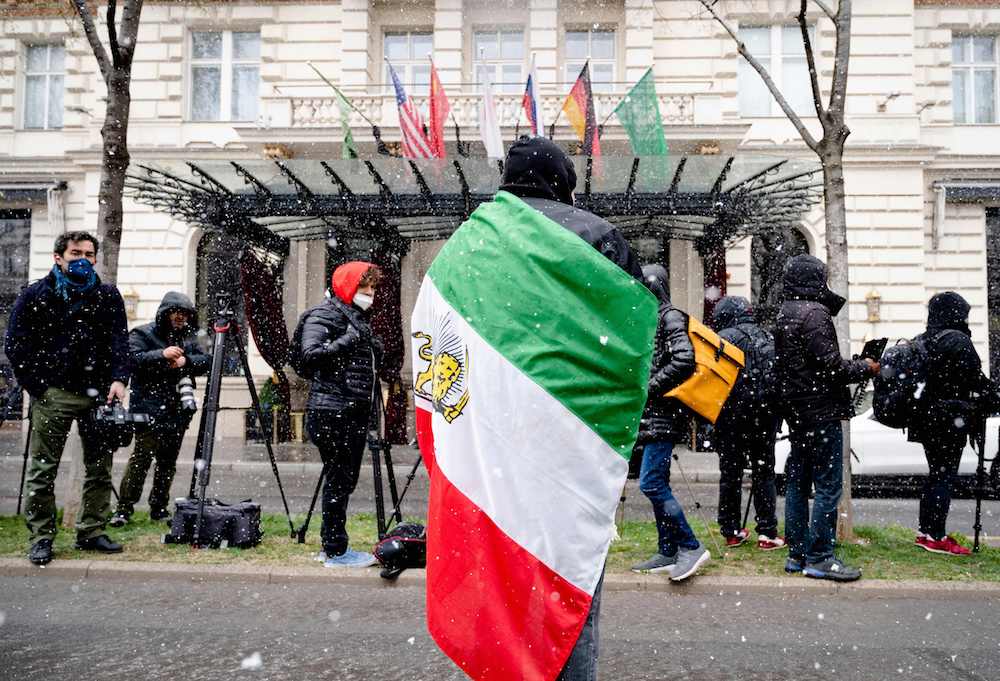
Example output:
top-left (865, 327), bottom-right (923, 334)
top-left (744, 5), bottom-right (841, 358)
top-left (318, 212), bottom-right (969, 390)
top-left (521, 55), bottom-right (544, 137)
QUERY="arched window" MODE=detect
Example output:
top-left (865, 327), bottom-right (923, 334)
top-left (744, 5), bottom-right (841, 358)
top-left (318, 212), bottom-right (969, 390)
top-left (750, 226), bottom-right (810, 330)
top-left (195, 231), bottom-right (247, 376)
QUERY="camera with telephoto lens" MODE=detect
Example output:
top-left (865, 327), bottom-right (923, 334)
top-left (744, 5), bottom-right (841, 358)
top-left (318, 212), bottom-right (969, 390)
top-left (177, 376), bottom-right (198, 411)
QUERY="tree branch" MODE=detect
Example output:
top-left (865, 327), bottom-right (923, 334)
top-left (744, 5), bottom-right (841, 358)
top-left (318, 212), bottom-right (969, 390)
top-left (107, 0), bottom-right (121, 69)
top-left (811, 0), bottom-right (837, 21)
top-left (799, 0), bottom-right (825, 120)
top-left (828, 0), bottom-right (852, 117)
top-left (697, 0), bottom-right (819, 151)
top-left (71, 0), bottom-right (111, 82)
top-left (118, 0), bottom-right (144, 66)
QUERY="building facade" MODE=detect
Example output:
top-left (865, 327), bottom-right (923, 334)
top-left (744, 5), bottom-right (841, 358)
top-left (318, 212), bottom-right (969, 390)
top-left (1, 0), bottom-right (999, 433)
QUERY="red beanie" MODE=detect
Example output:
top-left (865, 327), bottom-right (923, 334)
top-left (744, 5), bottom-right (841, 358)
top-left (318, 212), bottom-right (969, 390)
top-left (331, 261), bottom-right (374, 304)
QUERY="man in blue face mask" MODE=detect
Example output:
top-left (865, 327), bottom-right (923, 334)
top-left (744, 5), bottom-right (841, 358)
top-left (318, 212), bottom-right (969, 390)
top-left (5, 231), bottom-right (131, 566)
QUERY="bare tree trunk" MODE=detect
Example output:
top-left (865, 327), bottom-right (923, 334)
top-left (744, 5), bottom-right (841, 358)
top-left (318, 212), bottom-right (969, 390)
top-left (72, 0), bottom-right (144, 285)
top-left (821, 145), bottom-right (857, 541)
top-left (97, 68), bottom-right (132, 283)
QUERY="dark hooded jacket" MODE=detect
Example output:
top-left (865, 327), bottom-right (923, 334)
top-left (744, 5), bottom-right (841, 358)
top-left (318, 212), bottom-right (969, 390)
top-left (298, 262), bottom-right (383, 412)
top-left (127, 291), bottom-right (210, 420)
top-left (909, 291), bottom-right (996, 443)
top-left (5, 268), bottom-right (130, 399)
top-left (500, 136), bottom-right (642, 280)
top-left (710, 295), bottom-right (776, 428)
top-left (637, 265), bottom-right (696, 445)
top-left (774, 254), bottom-right (870, 425)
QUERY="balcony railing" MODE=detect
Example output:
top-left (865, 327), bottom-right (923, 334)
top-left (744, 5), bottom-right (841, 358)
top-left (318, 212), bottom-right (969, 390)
top-left (274, 90), bottom-right (701, 130)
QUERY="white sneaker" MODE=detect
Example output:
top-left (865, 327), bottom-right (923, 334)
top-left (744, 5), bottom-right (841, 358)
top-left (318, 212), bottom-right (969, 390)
top-left (757, 535), bottom-right (786, 551)
top-left (312, 551), bottom-right (327, 562)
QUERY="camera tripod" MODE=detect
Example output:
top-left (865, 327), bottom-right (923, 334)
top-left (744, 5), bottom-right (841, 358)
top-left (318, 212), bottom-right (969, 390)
top-left (971, 419), bottom-right (999, 553)
top-left (186, 295), bottom-right (295, 548)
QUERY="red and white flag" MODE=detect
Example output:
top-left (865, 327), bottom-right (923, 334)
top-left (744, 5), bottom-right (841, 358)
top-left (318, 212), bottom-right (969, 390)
top-left (388, 60), bottom-right (433, 158)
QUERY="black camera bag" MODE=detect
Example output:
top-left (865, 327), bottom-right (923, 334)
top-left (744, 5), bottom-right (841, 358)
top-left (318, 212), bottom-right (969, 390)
top-left (164, 498), bottom-right (263, 549)
top-left (373, 522), bottom-right (426, 579)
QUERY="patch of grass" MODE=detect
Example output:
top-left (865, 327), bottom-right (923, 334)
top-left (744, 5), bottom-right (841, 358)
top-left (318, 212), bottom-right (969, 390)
top-left (608, 517), bottom-right (1000, 581)
top-left (3, 513), bottom-right (998, 581)
top-left (0, 512), bottom-right (420, 567)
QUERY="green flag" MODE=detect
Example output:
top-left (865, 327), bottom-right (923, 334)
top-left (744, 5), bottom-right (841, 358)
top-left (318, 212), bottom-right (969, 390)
top-left (614, 68), bottom-right (668, 156)
top-left (333, 87), bottom-right (358, 159)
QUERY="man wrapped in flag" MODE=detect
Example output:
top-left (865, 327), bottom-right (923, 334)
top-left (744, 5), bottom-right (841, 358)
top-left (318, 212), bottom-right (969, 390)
top-left (411, 136), bottom-right (655, 680)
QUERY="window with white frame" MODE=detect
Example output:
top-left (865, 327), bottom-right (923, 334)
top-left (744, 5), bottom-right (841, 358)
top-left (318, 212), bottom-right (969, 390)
top-left (189, 30), bottom-right (260, 122)
top-left (738, 25), bottom-right (814, 117)
top-left (564, 27), bottom-right (615, 93)
top-left (24, 44), bottom-right (64, 130)
top-left (383, 31), bottom-right (433, 97)
top-left (953, 35), bottom-right (997, 124)
top-left (473, 29), bottom-right (524, 94)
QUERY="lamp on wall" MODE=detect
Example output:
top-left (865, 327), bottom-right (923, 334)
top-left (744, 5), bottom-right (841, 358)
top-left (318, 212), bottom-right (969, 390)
top-left (122, 290), bottom-right (140, 321)
top-left (865, 289), bottom-right (882, 323)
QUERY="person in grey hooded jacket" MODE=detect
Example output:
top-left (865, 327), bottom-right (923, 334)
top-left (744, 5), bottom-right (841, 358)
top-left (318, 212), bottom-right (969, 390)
top-left (111, 292), bottom-right (210, 525)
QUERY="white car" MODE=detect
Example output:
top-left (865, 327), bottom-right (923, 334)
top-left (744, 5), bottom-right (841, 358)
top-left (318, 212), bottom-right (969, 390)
top-left (774, 401), bottom-right (998, 498)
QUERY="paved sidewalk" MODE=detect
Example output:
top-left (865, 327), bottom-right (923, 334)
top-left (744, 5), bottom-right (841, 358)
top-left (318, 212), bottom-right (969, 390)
top-left (2, 557), bottom-right (998, 599)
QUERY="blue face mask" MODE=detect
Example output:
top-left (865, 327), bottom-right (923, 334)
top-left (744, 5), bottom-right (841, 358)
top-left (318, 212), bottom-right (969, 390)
top-left (66, 257), bottom-right (94, 283)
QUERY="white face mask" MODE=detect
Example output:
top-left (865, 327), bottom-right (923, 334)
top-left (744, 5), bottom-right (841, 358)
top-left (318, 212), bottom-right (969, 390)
top-left (353, 292), bottom-right (374, 311)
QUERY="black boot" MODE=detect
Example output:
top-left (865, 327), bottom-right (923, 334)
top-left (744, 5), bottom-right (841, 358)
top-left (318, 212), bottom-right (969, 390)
top-left (28, 538), bottom-right (54, 566)
top-left (74, 534), bottom-right (123, 553)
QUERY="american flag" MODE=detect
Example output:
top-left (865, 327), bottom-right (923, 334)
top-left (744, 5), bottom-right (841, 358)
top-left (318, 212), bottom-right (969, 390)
top-left (388, 61), bottom-right (433, 158)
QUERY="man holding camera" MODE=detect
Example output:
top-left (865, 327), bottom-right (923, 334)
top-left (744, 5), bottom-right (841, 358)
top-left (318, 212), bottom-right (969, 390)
top-left (111, 291), bottom-right (210, 527)
top-left (5, 231), bottom-right (131, 566)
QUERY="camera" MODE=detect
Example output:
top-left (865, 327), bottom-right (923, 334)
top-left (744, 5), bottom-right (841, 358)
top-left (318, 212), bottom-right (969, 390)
top-left (177, 376), bottom-right (198, 412)
top-left (93, 402), bottom-right (150, 426)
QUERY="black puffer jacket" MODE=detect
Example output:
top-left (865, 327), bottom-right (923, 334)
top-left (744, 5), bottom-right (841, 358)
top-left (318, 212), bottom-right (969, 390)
top-left (637, 265), bottom-right (696, 445)
top-left (299, 295), bottom-right (382, 412)
top-left (501, 136), bottom-right (643, 280)
top-left (5, 269), bottom-right (130, 399)
top-left (711, 295), bottom-right (775, 427)
top-left (128, 292), bottom-right (211, 420)
top-left (774, 254), bottom-right (870, 426)
top-left (909, 292), bottom-right (997, 443)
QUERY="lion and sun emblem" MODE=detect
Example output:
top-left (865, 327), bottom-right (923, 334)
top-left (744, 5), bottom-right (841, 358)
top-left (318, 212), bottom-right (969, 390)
top-left (413, 314), bottom-right (470, 423)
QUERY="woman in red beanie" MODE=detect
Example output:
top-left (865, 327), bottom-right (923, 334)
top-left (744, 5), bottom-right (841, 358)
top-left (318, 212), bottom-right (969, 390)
top-left (294, 261), bottom-right (382, 567)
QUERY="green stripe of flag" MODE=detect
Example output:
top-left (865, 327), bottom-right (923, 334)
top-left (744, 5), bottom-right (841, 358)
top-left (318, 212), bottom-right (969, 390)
top-left (427, 190), bottom-right (657, 457)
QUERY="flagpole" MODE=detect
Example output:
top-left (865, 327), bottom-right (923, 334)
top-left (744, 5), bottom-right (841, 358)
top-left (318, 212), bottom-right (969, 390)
top-left (306, 61), bottom-right (377, 128)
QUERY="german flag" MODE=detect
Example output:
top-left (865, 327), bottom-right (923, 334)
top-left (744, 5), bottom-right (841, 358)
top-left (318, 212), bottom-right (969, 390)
top-left (561, 61), bottom-right (601, 158)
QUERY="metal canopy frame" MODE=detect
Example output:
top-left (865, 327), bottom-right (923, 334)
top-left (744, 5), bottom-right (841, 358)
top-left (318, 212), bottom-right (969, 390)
top-left (126, 155), bottom-right (824, 257)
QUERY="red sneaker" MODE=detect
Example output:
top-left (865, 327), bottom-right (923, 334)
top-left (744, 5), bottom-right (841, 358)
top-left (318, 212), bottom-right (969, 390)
top-left (942, 536), bottom-right (972, 556)
top-left (757, 535), bottom-right (786, 551)
top-left (725, 528), bottom-right (750, 547)
top-left (916, 534), bottom-right (970, 556)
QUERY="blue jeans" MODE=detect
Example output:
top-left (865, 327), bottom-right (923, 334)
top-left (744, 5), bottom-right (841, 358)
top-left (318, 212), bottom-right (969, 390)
top-left (784, 421), bottom-right (843, 564)
top-left (639, 441), bottom-right (700, 556)
top-left (556, 572), bottom-right (603, 681)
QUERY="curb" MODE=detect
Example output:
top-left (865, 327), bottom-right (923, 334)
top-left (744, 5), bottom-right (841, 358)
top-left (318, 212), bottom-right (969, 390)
top-left (3, 558), bottom-right (998, 599)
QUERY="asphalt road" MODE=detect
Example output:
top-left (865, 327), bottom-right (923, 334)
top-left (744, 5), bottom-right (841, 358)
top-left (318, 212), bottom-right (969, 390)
top-left (1, 575), bottom-right (998, 680)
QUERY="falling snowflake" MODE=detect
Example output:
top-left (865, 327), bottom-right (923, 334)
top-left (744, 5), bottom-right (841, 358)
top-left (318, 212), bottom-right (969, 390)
top-left (328, 610), bottom-right (341, 623)
top-left (407, 637), bottom-right (416, 645)
top-left (240, 652), bottom-right (263, 670)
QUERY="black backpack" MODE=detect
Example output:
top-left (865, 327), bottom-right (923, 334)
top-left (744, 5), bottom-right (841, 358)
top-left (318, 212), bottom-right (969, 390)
top-left (873, 330), bottom-right (952, 429)
top-left (288, 311), bottom-right (313, 379)
top-left (732, 324), bottom-right (777, 407)
top-left (373, 523), bottom-right (427, 580)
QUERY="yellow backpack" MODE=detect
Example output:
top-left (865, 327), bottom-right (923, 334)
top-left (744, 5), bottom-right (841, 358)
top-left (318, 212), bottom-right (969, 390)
top-left (665, 315), bottom-right (745, 424)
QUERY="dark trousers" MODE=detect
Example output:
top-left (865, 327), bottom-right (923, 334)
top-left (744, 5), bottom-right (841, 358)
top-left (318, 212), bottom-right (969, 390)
top-left (556, 571), bottom-right (603, 681)
top-left (117, 415), bottom-right (192, 518)
top-left (715, 417), bottom-right (779, 538)
top-left (24, 388), bottom-right (114, 542)
top-left (919, 432), bottom-right (966, 539)
top-left (784, 420), bottom-right (843, 564)
top-left (639, 441), bottom-right (700, 557)
top-left (307, 407), bottom-right (368, 556)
